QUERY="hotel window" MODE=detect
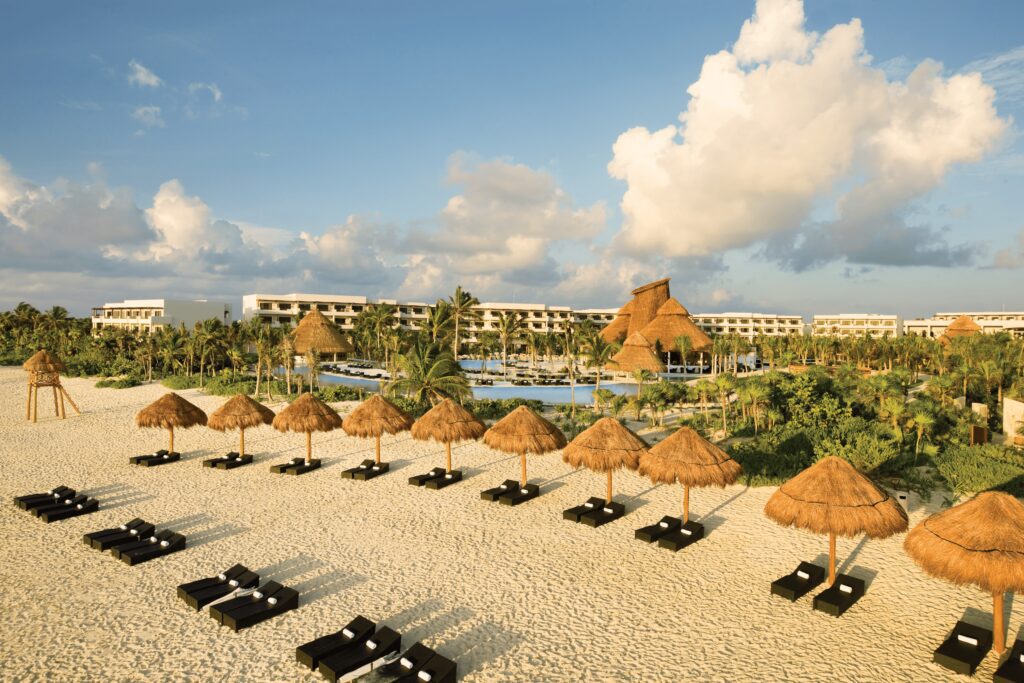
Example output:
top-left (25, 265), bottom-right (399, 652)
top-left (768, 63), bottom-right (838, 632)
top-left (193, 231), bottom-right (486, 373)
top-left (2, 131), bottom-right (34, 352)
top-left (334, 305), bottom-right (344, 312)
top-left (316, 304), bottom-right (328, 311)
top-left (298, 304), bottom-right (310, 311)
top-left (260, 303), bottom-right (272, 310)
top-left (277, 303), bottom-right (290, 310)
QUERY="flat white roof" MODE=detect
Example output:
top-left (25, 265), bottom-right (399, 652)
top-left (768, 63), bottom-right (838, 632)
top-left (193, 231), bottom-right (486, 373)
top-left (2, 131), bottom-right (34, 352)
top-left (99, 299), bottom-right (230, 308)
top-left (692, 312), bottom-right (803, 319)
top-left (812, 313), bottom-right (899, 320)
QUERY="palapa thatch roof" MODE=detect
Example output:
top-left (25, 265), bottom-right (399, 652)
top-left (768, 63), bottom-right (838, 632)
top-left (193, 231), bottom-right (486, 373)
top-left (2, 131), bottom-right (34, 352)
top-left (291, 309), bottom-right (353, 355)
top-left (904, 492), bottom-right (1024, 595)
top-left (343, 394), bottom-right (413, 438)
top-left (639, 298), bottom-right (713, 354)
top-left (136, 393), bottom-right (207, 430)
top-left (272, 392), bottom-right (343, 433)
top-left (638, 426), bottom-right (742, 488)
top-left (483, 405), bottom-right (566, 455)
top-left (411, 398), bottom-right (485, 444)
top-left (606, 332), bottom-right (666, 373)
top-left (208, 394), bottom-right (275, 432)
top-left (23, 350), bottom-right (66, 373)
top-left (562, 417), bottom-right (647, 472)
top-left (764, 456), bottom-right (908, 538)
top-left (626, 278), bottom-right (670, 337)
top-left (599, 300), bottom-right (633, 344)
top-left (939, 315), bottom-right (983, 347)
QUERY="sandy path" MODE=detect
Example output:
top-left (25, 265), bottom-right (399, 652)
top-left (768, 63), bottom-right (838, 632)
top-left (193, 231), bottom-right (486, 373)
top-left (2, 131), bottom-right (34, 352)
top-left (0, 368), bottom-right (1009, 681)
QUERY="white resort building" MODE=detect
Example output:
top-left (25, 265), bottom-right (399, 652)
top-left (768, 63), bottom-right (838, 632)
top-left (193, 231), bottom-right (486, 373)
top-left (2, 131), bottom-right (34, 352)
top-left (904, 312), bottom-right (1024, 338)
top-left (91, 299), bottom-right (232, 334)
top-left (811, 314), bottom-right (903, 338)
top-left (691, 313), bottom-right (805, 340)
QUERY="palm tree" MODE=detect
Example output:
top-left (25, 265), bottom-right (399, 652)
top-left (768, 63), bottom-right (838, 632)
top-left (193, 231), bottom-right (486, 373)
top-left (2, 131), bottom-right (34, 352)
top-left (448, 286), bottom-right (479, 361)
top-left (714, 372), bottom-right (736, 434)
top-left (387, 341), bottom-right (470, 403)
top-left (674, 334), bottom-right (693, 372)
top-left (424, 301), bottom-right (453, 345)
top-left (631, 368), bottom-right (654, 399)
top-left (360, 303), bottom-right (398, 361)
top-left (582, 333), bottom-right (617, 409)
top-left (694, 379), bottom-right (714, 417)
top-left (746, 381), bottom-right (770, 433)
top-left (908, 409), bottom-right (935, 463)
top-left (494, 311), bottom-right (524, 380)
top-left (880, 396), bottom-right (908, 445)
top-left (523, 330), bottom-right (541, 371)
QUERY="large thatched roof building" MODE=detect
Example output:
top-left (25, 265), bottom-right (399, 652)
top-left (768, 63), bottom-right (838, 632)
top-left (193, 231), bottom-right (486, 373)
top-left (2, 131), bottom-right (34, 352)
top-left (606, 332), bottom-right (665, 373)
top-left (639, 298), bottom-right (712, 354)
top-left (938, 314), bottom-right (982, 347)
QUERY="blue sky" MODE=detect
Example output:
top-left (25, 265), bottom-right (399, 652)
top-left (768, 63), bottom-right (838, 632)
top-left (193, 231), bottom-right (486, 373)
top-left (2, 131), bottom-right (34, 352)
top-left (0, 0), bottom-right (1022, 318)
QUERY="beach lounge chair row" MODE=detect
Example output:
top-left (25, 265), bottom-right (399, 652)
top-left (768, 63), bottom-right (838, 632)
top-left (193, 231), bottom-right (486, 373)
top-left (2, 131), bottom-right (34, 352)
top-left (297, 615), bottom-right (456, 683)
top-left (270, 457), bottom-right (322, 475)
top-left (178, 563), bottom-right (260, 610)
top-left (770, 562), bottom-right (865, 617)
top-left (409, 468), bottom-right (462, 490)
top-left (83, 519), bottom-right (186, 565)
top-left (480, 479), bottom-right (540, 506)
top-left (130, 449), bottom-right (180, 467)
top-left (341, 459), bottom-right (389, 480)
top-left (563, 497), bottom-right (625, 527)
top-left (203, 451), bottom-right (253, 469)
top-left (634, 515), bottom-right (705, 552)
top-left (178, 564), bottom-right (298, 631)
top-left (14, 485), bottom-right (100, 522)
top-left (932, 621), bottom-right (1024, 679)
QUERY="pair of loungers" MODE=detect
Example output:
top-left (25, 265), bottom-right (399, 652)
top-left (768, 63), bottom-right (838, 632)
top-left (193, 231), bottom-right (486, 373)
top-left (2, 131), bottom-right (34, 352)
top-left (341, 459), bottom-right (390, 480)
top-left (130, 450), bottom-right (180, 467)
top-left (14, 486), bottom-right (100, 522)
top-left (270, 457), bottom-right (322, 475)
top-left (932, 621), bottom-right (1024, 679)
top-left (208, 579), bottom-right (299, 631)
top-left (408, 468), bottom-right (462, 490)
top-left (297, 615), bottom-right (456, 683)
top-left (634, 516), bottom-right (705, 551)
top-left (563, 497), bottom-right (626, 527)
top-left (177, 564), bottom-right (261, 610)
top-left (83, 519), bottom-right (187, 565)
top-left (480, 480), bottom-right (540, 506)
top-left (203, 452), bottom-right (253, 469)
top-left (770, 562), bottom-right (866, 617)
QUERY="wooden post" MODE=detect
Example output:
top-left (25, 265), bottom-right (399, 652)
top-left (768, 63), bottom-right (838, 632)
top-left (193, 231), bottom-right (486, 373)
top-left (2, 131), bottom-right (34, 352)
top-left (375, 435), bottom-right (381, 465)
top-left (52, 386), bottom-right (59, 417)
top-left (26, 384), bottom-right (32, 421)
top-left (33, 385), bottom-right (38, 423)
top-left (994, 591), bottom-right (1006, 655)
top-left (683, 485), bottom-right (690, 524)
top-left (606, 470), bottom-right (613, 503)
top-left (828, 532), bottom-right (837, 585)
top-left (169, 426), bottom-right (175, 454)
top-left (58, 390), bottom-right (66, 418)
top-left (60, 387), bottom-right (80, 415)
top-left (520, 453), bottom-right (528, 487)
top-left (239, 428), bottom-right (245, 458)
top-left (306, 431), bottom-right (312, 464)
top-left (445, 442), bottom-right (452, 473)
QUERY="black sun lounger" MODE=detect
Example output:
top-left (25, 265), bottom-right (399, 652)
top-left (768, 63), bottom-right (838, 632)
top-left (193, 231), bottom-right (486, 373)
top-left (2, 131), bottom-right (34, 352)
top-left (408, 468), bottom-right (446, 487)
top-left (932, 620), bottom-right (993, 675)
top-left (498, 483), bottom-right (541, 506)
top-left (813, 573), bottom-right (866, 617)
top-left (203, 452), bottom-right (253, 469)
top-left (296, 615), bottom-right (376, 670)
top-left (635, 516), bottom-right (682, 543)
top-left (580, 501), bottom-right (626, 528)
top-left (270, 457), bottom-right (321, 475)
top-left (657, 520), bottom-right (705, 551)
top-left (15, 485), bottom-right (74, 509)
top-left (133, 451), bottom-right (180, 467)
top-left (118, 531), bottom-right (186, 566)
top-left (994, 638), bottom-right (1024, 683)
top-left (211, 581), bottom-right (299, 631)
top-left (38, 496), bottom-right (98, 522)
top-left (342, 459), bottom-right (390, 480)
top-left (771, 562), bottom-right (826, 601)
top-left (110, 529), bottom-right (175, 559)
top-left (424, 470), bottom-right (462, 489)
top-left (481, 479), bottom-right (519, 502)
top-left (563, 497), bottom-right (606, 523)
top-left (178, 564), bottom-right (260, 610)
top-left (84, 518), bottom-right (155, 550)
top-left (394, 652), bottom-right (457, 683)
top-left (318, 626), bottom-right (401, 682)
top-left (129, 449), bottom-right (169, 465)
top-left (375, 642), bottom-right (437, 680)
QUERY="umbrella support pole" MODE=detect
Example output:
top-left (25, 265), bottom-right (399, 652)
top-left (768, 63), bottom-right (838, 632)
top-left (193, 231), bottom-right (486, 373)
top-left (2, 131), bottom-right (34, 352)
top-left (375, 436), bottom-right (381, 465)
top-left (828, 532), bottom-right (836, 586)
top-left (520, 454), bottom-right (527, 487)
top-left (306, 432), bottom-right (312, 465)
top-left (683, 485), bottom-right (690, 524)
top-left (25, 384), bottom-right (32, 421)
top-left (994, 592), bottom-right (1006, 654)
top-left (606, 471), bottom-right (613, 504)
top-left (445, 442), bottom-right (452, 473)
top-left (169, 427), bottom-right (175, 454)
top-left (239, 428), bottom-right (245, 458)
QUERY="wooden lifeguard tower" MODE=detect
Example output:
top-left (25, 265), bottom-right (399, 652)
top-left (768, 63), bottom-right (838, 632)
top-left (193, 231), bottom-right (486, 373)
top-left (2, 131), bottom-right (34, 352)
top-left (24, 350), bottom-right (80, 422)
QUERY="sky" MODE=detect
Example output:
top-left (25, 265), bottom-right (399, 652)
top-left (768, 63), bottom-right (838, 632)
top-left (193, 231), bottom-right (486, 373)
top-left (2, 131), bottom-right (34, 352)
top-left (0, 0), bottom-right (1022, 319)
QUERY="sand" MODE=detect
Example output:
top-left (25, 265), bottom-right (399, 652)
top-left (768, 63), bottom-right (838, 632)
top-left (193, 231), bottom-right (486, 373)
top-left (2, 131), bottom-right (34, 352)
top-left (0, 367), bottom-right (1011, 681)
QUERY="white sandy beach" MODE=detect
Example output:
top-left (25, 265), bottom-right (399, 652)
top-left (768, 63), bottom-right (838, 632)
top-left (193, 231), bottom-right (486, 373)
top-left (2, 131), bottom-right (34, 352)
top-left (0, 366), bottom-right (1012, 681)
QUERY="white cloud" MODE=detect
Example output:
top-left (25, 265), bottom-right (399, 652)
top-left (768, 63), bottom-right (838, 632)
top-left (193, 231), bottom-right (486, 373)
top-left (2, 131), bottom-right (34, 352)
top-left (132, 105), bottom-right (165, 128)
top-left (993, 228), bottom-right (1024, 269)
top-left (608, 0), bottom-right (1008, 270)
top-left (962, 45), bottom-right (1024, 107)
top-left (127, 59), bottom-right (162, 88)
top-left (188, 82), bottom-right (223, 102)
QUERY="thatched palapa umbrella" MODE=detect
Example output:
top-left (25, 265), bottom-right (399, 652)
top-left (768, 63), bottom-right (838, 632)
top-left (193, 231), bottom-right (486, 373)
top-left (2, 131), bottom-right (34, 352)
top-left (484, 405), bottom-right (566, 486)
top-left (208, 394), bottom-right (275, 458)
top-left (905, 492), bottom-right (1024, 654)
top-left (272, 393), bottom-right (343, 464)
top-left (343, 394), bottom-right (414, 465)
top-left (291, 309), bottom-right (353, 356)
top-left (638, 426), bottom-right (742, 523)
top-left (136, 393), bottom-right (207, 453)
top-left (411, 398), bottom-right (485, 474)
top-left (764, 456), bottom-right (908, 585)
top-left (563, 417), bottom-right (647, 503)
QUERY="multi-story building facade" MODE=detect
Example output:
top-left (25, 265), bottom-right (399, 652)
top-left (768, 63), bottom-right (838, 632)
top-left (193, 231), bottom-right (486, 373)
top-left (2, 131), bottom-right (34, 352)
top-left (691, 313), bottom-right (805, 340)
top-left (904, 312), bottom-right (1024, 338)
top-left (811, 314), bottom-right (902, 338)
top-left (91, 299), bottom-right (232, 334)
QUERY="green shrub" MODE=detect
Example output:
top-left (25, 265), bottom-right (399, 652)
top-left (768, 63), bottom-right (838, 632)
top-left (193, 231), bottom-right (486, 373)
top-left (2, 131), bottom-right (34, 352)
top-left (935, 445), bottom-right (1024, 498)
top-left (316, 384), bottom-right (368, 402)
top-left (95, 377), bottom-right (142, 389)
top-left (469, 398), bottom-right (544, 421)
top-left (728, 424), bottom-right (816, 486)
top-left (162, 375), bottom-right (200, 390)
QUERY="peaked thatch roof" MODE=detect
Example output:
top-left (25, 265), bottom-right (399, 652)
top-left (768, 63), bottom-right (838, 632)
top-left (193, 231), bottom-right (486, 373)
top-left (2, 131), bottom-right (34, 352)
top-left (272, 392), bottom-right (343, 433)
top-left (904, 492), bottom-right (1024, 595)
top-left (411, 398), bottom-right (486, 444)
top-left (483, 405), bottom-right (566, 455)
top-left (343, 394), bottom-right (413, 438)
top-left (626, 278), bottom-right (671, 337)
top-left (562, 417), bottom-right (647, 473)
top-left (939, 315), bottom-right (983, 347)
top-left (639, 298), bottom-right (713, 354)
top-left (291, 309), bottom-right (353, 355)
top-left (136, 393), bottom-right (207, 430)
top-left (208, 394), bottom-right (275, 432)
top-left (599, 300), bottom-right (633, 344)
top-left (606, 332), bottom-right (666, 373)
top-left (23, 350), bottom-right (66, 373)
top-left (764, 456), bottom-right (908, 538)
top-left (638, 426), bottom-right (742, 488)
